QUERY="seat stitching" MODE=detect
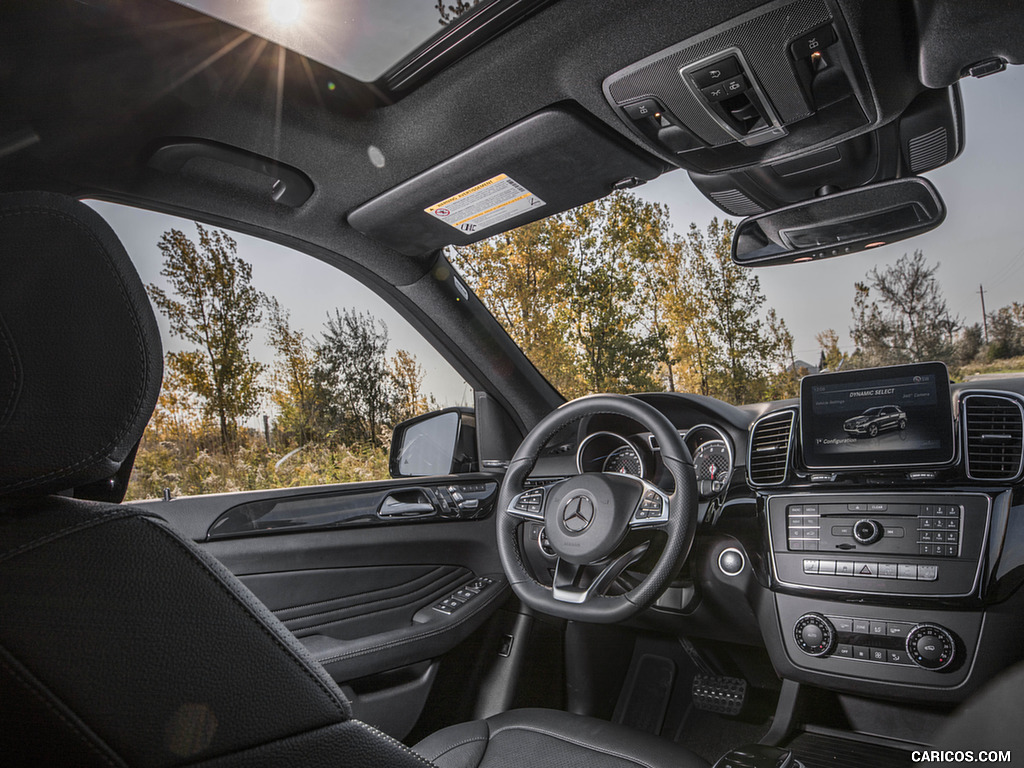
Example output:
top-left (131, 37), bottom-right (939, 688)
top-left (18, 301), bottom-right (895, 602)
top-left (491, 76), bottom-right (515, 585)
top-left (422, 735), bottom-right (488, 763)
top-left (143, 518), bottom-right (351, 719)
top-left (0, 507), bottom-right (137, 564)
top-left (314, 583), bottom-right (507, 665)
top-left (0, 311), bottom-right (20, 429)
top-left (0, 642), bottom-right (126, 768)
top-left (488, 724), bottom-right (657, 768)
top-left (353, 720), bottom-right (437, 767)
top-left (0, 206), bottom-right (152, 494)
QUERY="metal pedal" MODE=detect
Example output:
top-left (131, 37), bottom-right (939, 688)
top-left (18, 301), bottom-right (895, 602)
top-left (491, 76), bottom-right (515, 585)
top-left (691, 674), bottom-right (747, 716)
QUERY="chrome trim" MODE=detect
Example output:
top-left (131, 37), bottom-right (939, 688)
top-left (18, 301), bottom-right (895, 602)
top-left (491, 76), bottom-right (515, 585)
top-left (747, 407), bottom-right (796, 487)
top-left (717, 547), bottom-right (746, 577)
top-left (646, 429), bottom-right (688, 451)
top-left (576, 430), bottom-right (645, 478)
top-left (959, 390), bottom-right (1024, 482)
top-left (678, 46), bottom-right (788, 147)
top-left (765, 491), bottom-right (991, 599)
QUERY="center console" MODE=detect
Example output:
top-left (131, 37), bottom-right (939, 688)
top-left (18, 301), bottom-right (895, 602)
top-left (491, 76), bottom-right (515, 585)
top-left (745, 363), bottom-right (1024, 701)
top-left (768, 493), bottom-right (990, 597)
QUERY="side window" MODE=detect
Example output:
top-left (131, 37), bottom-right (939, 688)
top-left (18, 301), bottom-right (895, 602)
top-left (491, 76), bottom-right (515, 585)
top-left (88, 201), bottom-right (473, 500)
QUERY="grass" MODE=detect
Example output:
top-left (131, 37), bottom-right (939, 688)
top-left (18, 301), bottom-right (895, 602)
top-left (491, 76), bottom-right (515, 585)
top-left (957, 355), bottom-right (1024, 378)
top-left (125, 434), bottom-right (391, 501)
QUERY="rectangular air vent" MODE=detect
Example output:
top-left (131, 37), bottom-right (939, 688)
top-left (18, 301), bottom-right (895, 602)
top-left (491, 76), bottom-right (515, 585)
top-left (748, 409), bottom-right (795, 486)
top-left (908, 126), bottom-right (948, 173)
top-left (709, 189), bottom-right (765, 216)
top-left (963, 394), bottom-right (1024, 481)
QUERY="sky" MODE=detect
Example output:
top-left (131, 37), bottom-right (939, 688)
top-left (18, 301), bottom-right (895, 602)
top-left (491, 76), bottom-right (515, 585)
top-left (90, 201), bottom-right (476, 414)
top-left (635, 66), bottom-right (1024, 365)
top-left (91, 65), bottom-right (1024, 407)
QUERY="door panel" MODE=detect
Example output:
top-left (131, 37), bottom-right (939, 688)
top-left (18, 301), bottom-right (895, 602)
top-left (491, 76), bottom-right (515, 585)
top-left (133, 473), bottom-right (510, 737)
top-left (242, 564), bottom-right (471, 639)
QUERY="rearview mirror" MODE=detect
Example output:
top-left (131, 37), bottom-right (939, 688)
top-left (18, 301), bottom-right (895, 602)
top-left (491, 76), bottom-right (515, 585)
top-left (389, 407), bottom-right (477, 478)
top-left (731, 177), bottom-right (946, 267)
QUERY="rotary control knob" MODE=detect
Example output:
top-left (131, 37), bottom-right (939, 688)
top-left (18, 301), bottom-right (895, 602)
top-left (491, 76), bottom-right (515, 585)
top-left (853, 519), bottom-right (883, 545)
top-left (906, 624), bottom-right (955, 670)
top-left (794, 613), bottom-right (835, 657)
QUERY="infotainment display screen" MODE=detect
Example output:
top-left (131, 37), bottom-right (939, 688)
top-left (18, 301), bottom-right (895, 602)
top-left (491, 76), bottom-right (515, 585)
top-left (800, 362), bottom-right (955, 470)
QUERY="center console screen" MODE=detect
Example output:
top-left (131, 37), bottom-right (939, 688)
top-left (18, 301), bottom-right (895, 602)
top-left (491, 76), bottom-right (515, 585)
top-left (800, 362), bottom-right (955, 470)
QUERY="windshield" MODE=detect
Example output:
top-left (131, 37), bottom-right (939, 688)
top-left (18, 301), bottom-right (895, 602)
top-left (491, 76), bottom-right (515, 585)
top-left (451, 68), bottom-right (1024, 405)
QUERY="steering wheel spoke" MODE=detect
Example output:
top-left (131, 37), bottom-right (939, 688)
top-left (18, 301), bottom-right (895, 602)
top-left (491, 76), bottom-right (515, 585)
top-left (551, 541), bottom-right (651, 604)
top-left (628, 480), bottom-right (670, 528)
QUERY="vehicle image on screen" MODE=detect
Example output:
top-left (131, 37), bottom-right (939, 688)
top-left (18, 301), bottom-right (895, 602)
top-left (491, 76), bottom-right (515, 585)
top-left (843, 405), bottom-right (908, 438)
top-left (2, 2), bottom-right (1024, 768)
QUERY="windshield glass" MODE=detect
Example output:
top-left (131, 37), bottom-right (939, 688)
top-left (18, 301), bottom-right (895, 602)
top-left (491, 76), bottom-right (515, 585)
top-left (451, 68), bottom-right (1024, 404)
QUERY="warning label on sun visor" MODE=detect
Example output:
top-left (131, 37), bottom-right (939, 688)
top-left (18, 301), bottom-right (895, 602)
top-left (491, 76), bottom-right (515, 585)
top-left (425, 174), bottom-right (545, 235)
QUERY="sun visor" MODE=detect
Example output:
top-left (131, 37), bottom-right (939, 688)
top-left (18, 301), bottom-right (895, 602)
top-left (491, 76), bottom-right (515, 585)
top-left (347, 105), bottom-right (665, 256)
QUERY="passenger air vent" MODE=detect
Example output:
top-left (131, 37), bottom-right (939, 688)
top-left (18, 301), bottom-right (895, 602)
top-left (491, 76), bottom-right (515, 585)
top-left (748, 409), bottom-right (795, 486)
top-left (963, 394), bottom-right (1024, 481)
top-left (908, 126), bottom-right (948, 173)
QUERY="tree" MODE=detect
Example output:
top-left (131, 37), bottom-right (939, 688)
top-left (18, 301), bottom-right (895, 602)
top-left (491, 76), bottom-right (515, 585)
top-left (987, 302), bottom-right (1024, 359)
top-left (315, 309), bottom-right (396, 446)
top-left (850, 250), bottom-right (957, 366)
top-left (453, 191), bottom-right (669, 397)
top-left (816, 328), bottom-right (847, 372)
top-left (147, 225), bottom-right (265, 451)
top-left (435, 0), bottom-right (480, 25)
top-left (662, 219), bottom-right (793, 403)
top-left (265, 296), bottom-right (321, 445)
top-left (391, 349), bottom-right (433, 423)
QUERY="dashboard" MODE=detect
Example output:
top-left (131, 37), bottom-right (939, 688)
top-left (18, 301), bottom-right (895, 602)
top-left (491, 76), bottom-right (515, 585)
top-left (521, 363), bottom-right (1024, 705)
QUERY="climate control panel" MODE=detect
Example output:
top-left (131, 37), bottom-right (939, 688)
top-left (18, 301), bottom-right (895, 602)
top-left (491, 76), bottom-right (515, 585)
top-left (793, 613), bottom-right (956, 671)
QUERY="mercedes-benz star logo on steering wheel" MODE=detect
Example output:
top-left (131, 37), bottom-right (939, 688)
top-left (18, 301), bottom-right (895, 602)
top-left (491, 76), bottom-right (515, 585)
top-left (561, 495), bottom-right (595, 533)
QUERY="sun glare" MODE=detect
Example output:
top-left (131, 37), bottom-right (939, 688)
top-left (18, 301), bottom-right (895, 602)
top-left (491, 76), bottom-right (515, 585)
top-left (267, 0), bottom-right (303, 26)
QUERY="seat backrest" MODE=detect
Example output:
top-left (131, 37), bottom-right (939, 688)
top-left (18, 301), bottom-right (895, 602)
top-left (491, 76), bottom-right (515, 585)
top-left (0, 193), bottom-right (432, 767)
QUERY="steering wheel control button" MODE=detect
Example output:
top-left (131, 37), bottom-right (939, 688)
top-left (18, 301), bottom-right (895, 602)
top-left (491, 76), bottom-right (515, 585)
top-left (794, 614), bottom-right (835, 657)
top-left (633, 487), bottom-right (667, 525)
top-left (512, 488), bottom-right (545, 518)
top-left (907, 625), bottom-right (955, 670)
top-left (718, 548), bottom-right (745, 576)
top-left (853, 519), bottom-right (883, 544)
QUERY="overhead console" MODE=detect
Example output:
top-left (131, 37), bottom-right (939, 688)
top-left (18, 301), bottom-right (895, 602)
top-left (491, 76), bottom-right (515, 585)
top-left (603, 0), bottom-right (877, 174)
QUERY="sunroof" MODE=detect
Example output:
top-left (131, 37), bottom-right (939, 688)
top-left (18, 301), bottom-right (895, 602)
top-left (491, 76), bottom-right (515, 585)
top-left (169, 0), bottom-right (498, 82)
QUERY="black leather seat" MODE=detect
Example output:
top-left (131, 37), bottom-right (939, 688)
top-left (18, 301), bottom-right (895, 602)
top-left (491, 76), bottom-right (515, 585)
top-left (415, 709), bottom-right (707, 768)
top-left (0, 191), bottom-right (709, 768)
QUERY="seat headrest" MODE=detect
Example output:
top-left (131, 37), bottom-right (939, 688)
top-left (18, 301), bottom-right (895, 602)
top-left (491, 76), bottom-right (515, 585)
top-left (0, 192), bottom-right (163, 498)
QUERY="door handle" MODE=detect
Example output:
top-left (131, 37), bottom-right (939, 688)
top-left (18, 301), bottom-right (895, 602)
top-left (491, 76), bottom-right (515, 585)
top-left (378, 495), bottom-right (436, 517)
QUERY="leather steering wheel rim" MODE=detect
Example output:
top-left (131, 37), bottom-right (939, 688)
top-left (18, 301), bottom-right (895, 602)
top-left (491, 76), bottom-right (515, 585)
top-left (496, 394), bottom-right (698, 623)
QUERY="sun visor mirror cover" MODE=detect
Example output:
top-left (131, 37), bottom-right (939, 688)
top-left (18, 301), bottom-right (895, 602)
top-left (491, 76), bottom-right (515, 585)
top-left (347, 105), bottom-right (665, 257)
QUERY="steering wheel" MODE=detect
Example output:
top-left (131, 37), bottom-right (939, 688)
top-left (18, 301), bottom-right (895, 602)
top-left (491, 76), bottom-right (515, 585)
top-left (496, 394), bottom-right (698, 623)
